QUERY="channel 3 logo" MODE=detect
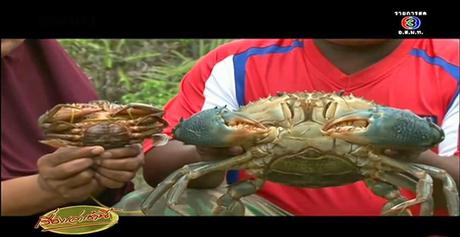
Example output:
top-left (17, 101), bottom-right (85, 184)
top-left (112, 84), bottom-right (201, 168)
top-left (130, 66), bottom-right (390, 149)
top-left (401, 16), bottom-right (421, 30)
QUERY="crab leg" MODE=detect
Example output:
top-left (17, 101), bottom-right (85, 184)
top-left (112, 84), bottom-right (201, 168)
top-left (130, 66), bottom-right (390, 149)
top-left (39, 139), bottom-right (81, 148)
top-left (141, 152), bottom-right (253, 215)
top-left (414, 164), bottom-right (459, 216)
top-left (213, 178), bottom-right (265, 216)
top-left (150, 134), bottom-right (169, 147)
top-left (40, 121), bottom-right (77, 132)
top-left (45, 134), bottom-right (82, 141)
top-left (127, 125), bottom-right (152, 131)
top-left (114, 103), bottom-right (163, 118)
top-left (369, 152), bottom-right (435, 216)
top-left (127, 124), bottom-right (167, 142)
top-left (128, 124), bottom-right (165, 132)
top-left (141, 161), bottom-right (212, 214)
top-left (364, 178), bottom-right (412, 216)
top-left (39, 104), bottom-right (100, 124)
top-left (125, 115), bottom-right (164, 125)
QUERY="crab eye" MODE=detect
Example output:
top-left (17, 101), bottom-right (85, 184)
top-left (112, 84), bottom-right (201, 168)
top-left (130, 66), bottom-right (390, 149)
top-left (425, 117), bottom-right (434, 124)
top-left (218, 106), bottom-right (230, 113)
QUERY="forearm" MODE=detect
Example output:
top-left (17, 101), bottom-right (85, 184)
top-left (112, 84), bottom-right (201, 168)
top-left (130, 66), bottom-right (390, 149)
top-left (417, 150), bottom-right (459, 188)
top-left (143, 140), bottom-right (225, 188)
top-left (416, 150), bottom-right (459, 212)
top-left (1, 175), bottom-right (69, 216)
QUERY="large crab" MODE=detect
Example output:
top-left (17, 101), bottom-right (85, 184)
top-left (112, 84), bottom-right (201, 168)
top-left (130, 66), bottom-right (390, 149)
top-left (141, 92), bottom-right (459, 216)
top-left (38, 100), bottom-right (168, 149)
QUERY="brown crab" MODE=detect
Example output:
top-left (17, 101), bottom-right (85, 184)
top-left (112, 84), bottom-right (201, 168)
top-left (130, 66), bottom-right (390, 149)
top-left (38, 100), bottom-right (168, 149)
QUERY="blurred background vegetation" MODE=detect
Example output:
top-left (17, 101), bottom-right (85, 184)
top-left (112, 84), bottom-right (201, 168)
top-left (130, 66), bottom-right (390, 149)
top-left (59, 39), bottom-right (230, 107)
top-left (59, 39), bottom-right (230, 190)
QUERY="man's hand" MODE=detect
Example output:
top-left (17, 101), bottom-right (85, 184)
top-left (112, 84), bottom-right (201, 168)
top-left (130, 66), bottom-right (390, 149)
top-left (94, 144), bottom-right (144, 189)
top-left (196, 146), bottom-right (245, 161)
top-left (384, 149), bottom-right (459, 186)
top-left (37, 146), bottom-right (104, 203)
top-left (185, 145), bottom-right (245, 188)
top-left (143, 140), bottom-right (246, 189)
top-left (1, 39), bottom-right (25, 57)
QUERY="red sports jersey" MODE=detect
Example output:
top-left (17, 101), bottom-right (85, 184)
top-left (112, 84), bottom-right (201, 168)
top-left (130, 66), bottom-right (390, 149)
top-left (144, 39), bottom-right (459, 216)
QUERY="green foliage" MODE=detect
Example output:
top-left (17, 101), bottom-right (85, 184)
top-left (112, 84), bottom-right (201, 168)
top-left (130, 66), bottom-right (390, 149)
top-left (59, 39), bottom-right (230, 107)
top-left (121, 79), bottom-right (179, 107)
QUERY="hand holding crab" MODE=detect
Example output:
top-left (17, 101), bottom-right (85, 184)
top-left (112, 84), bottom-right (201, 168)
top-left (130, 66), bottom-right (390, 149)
top-left (38, 100), bottom-right (168, 196)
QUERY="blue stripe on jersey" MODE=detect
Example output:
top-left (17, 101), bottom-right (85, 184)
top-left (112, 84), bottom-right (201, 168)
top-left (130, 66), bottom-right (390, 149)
top-left (410, 48), bottom-right (460, 113)
top-left (233, 40), bottom-right (304, 106)
top-left (226, 40), bottom-right (304, 185)
top-left (410, 49), bottom-right (459, 81)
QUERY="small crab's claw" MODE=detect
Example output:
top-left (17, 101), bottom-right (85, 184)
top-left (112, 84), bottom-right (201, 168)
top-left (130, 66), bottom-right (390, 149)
top-left (322, 106), bottom-right (445, 150)
top-left (173, 107), bottom-right (268, 147)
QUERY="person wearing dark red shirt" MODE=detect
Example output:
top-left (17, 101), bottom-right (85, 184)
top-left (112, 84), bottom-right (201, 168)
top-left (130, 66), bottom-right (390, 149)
top-left (143, 39), bottom-right (459, 215)
top-left (1, 39), bottom-right (144, 216)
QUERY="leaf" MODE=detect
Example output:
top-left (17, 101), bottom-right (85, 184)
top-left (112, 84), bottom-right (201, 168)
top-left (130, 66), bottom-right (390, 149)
top-left (123, 53), bottom-right (161, 62)
top-left (117, 68), bottom-right (131, 90)
top-left (171, 50), bottom-right (190, 61)
top-left (115, 39), bottom-right (126, 53)
top-left (60, 39), bottom-right (230, 106)
top-left (102, 40), bottom-right (113, 69)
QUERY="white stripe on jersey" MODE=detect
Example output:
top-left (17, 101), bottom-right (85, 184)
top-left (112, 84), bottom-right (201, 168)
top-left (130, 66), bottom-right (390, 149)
top-left (439, 94), bottom-right (459, 156)
top-left (201, 55), bottom-right (239, 111)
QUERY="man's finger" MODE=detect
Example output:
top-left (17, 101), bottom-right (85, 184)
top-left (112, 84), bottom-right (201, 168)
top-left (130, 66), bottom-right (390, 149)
top-left (49, 170), bottom-right (95, 194)
top-left (196, 146), bottom-right (244, 161)
top-left (42, 158), bottom-right (94, 180)
top-left (1, 39), bottom-right (25, 57)
top-left (96, 167), bottom-right (135, 183)
top-left (98, 156), bottom-right (143, 171)
top-left (228, 146), bottom-right (245, 155)
top-left (95, 172), bottom-right (125, 189)
top-left (42, 146), bottom-right (104, 166)
top-left (99, 145), bottom-right (141, 160)
top-left (62, 180), bottom-right (99, 202)
top-left (384, 149), bottom-right (399, 157)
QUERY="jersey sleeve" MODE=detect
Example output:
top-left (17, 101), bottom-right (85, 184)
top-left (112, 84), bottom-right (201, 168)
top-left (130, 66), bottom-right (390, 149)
top-left (429, 39), bottom-right (459, 157)
top-left (439, 93), bottom-right (459, 157)
top-left (143, 47), bottom-right (240, 153)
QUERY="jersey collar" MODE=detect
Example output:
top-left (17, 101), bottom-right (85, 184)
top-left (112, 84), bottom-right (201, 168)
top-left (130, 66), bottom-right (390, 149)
top-left (302, 39), bottom-right (418, 90)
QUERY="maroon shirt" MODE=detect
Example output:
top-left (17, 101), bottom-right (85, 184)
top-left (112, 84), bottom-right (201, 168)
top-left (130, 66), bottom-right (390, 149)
top-left (1, 39), bottom-right (131, 205)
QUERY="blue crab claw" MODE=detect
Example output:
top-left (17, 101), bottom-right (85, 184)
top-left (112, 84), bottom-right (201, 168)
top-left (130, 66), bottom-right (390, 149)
top-left (172, 107), bottom-right (268, 147)
top-left (322, 106), bottom-right (445, 150)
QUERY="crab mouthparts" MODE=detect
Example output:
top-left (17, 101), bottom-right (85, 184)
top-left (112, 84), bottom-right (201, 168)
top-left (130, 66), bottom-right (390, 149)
top-left (323, 118), bottom-right (369, 134)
